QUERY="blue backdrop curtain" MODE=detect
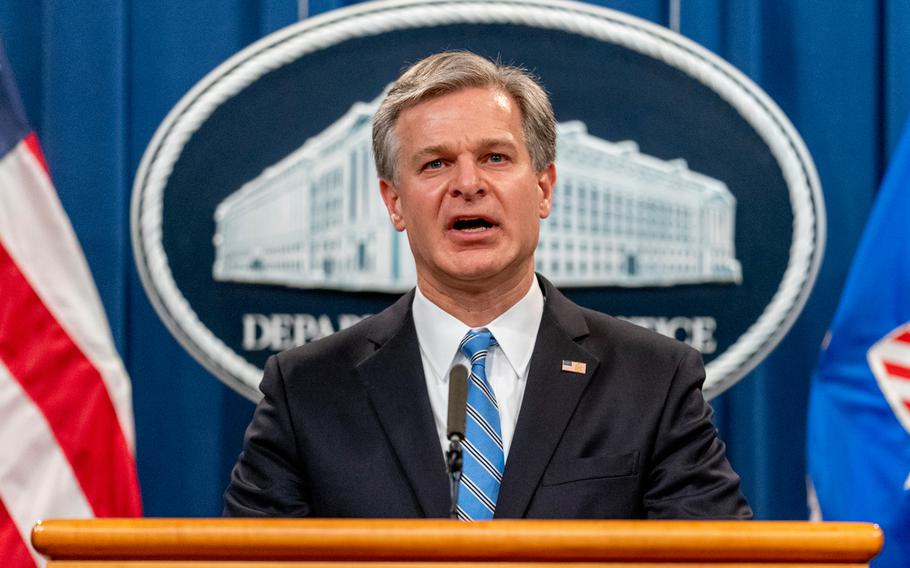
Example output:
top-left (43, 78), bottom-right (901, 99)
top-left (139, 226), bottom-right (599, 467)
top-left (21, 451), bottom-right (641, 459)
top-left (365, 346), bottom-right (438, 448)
top-left (0, 0), bottom-right (907, 518)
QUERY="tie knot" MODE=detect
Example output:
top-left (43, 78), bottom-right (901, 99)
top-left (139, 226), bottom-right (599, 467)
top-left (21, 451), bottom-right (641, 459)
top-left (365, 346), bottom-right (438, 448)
top-left (460, 329), bottom-right (496, 360)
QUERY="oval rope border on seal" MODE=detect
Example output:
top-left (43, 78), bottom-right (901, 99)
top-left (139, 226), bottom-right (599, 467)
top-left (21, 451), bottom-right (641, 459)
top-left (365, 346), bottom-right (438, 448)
top-left (131, 0), bottom-right (825, 401)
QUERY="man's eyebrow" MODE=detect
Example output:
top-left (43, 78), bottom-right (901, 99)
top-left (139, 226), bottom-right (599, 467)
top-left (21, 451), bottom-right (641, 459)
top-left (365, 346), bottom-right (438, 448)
top-left (476, 137), bottom-right (518, 150)
top-left (414, 138), bottom-right (517, 158)
top-left (413, 145), bottom-right (450, 160)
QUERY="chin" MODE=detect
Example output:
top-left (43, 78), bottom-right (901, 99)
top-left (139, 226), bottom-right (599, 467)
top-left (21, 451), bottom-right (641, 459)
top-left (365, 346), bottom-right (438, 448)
top-left (446, 259), bottom-right (522, 284)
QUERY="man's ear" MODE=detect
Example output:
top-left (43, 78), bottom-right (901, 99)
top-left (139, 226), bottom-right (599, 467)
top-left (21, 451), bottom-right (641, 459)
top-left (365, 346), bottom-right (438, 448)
top-left (379, 179), bottom-right (406, 231)
top-left (537, 163), bottom-right (556, 219)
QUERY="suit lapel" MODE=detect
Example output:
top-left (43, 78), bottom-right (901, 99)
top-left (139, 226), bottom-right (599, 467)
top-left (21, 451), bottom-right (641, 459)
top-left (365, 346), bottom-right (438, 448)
top-left (495, 279), bottom-right (600, 518)
top-left (356, 292), bottom-right (450, 518)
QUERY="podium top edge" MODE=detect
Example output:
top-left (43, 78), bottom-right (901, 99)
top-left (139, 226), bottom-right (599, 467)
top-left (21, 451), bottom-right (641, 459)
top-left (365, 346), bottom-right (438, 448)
top-left (32, 518), bottom-right (883, 563)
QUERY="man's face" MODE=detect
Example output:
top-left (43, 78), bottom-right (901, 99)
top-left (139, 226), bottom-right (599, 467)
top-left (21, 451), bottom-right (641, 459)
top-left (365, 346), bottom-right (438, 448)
top-left (379, 87), bottom-right (555, 292)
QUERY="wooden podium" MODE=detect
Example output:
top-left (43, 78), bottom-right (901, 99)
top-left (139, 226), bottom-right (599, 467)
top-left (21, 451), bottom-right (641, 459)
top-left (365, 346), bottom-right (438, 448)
top-left (32, 518), bottom-right (882, 567)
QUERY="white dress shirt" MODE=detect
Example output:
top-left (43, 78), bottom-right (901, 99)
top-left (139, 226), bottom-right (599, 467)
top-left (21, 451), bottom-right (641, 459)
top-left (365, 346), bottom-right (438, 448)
top-left (412, 279), bottom-right (544, 462)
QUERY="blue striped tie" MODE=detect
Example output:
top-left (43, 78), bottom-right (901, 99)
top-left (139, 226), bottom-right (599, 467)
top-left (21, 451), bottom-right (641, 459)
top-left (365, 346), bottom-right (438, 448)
top-left (456, 329), bottom-right (503, 521)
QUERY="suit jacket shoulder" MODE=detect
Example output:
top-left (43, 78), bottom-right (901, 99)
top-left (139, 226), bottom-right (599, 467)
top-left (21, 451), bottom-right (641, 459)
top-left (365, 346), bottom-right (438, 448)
top-left (272, 290), bottom-right (414, 380)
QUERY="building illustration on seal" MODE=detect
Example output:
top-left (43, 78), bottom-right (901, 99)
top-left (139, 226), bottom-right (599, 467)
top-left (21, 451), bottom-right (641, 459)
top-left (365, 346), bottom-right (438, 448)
top-left (212, 92), bottom-right (742, 292)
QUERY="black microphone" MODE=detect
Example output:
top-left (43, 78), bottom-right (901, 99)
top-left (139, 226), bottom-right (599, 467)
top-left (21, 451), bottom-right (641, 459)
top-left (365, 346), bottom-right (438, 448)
top-left (445, 364), bottom-right (469, 519)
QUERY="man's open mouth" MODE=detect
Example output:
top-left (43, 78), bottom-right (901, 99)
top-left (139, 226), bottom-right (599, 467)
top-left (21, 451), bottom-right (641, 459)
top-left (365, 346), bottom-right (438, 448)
top-left (452, 217), bottom-right (495, 232)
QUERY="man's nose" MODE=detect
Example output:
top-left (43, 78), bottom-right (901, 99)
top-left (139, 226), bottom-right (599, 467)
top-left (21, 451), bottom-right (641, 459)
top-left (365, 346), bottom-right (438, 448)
top-left (449, 158), bottom-right (485, 199)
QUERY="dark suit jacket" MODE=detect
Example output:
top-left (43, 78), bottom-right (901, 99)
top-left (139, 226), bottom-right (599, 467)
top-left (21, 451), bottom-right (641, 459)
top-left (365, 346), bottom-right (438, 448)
top-left (224, 276), bottom-right (751, 519)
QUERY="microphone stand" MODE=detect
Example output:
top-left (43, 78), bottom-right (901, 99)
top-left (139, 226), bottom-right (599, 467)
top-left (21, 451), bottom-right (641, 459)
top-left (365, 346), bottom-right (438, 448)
top-left (445, 364), bottom-right (468, 519)
top-left (446, 432), bottom-right (464, 519)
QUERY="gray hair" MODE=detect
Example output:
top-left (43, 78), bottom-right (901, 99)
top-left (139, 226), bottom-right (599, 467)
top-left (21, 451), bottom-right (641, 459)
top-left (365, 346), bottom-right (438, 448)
top-left (372, 51), bottom-right (556, 182)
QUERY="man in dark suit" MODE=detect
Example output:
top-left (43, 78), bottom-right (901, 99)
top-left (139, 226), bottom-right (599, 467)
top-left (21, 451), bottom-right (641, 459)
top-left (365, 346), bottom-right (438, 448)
top-left (224, 51), bottom-right (751, 519)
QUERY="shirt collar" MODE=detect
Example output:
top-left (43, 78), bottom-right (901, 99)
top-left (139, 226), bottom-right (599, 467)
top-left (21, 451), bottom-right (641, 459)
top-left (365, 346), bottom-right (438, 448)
top-left (412, 278), bottom-right (544, 383)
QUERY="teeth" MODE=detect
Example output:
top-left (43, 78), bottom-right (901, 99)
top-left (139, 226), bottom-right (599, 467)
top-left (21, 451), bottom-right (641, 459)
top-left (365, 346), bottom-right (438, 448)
top-left (462, 226), bottom-right (488, 232)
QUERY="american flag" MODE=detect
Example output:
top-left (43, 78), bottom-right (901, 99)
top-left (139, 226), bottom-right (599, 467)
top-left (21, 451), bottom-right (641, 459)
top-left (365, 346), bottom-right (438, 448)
top-left (0, 46), bottom-right (141, 567)
top-left (868, 324), bottom-right (910, 437)
top-left (561, 360), bottom-right (587, 374)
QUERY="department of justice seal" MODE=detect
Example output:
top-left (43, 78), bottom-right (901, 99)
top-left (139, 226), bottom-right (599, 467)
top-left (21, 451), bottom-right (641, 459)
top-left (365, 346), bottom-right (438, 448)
top-left (132, 0), bottom-right (825, 401)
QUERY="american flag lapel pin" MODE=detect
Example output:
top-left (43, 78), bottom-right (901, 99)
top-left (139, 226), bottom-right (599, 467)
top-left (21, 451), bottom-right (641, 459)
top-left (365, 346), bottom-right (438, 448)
top-left (561, 360), bottom-right (587, 374)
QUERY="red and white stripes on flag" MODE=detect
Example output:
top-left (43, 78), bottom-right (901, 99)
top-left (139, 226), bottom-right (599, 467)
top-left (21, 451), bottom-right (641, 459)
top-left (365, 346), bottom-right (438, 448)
top-left (868, 324), bottom-right (910, 436)
top-left (0, 51), bottom-right (142, 568)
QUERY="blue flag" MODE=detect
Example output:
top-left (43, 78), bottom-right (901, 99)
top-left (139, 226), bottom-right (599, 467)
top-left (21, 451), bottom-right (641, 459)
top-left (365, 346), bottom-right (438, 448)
top-left (808, 120), bottom-right (910, 567)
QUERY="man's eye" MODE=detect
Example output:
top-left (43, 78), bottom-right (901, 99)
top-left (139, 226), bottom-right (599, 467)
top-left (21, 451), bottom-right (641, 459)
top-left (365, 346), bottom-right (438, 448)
top-left (425, 159), bottom-right (444, 170)
top-left (489, 153), bottom-right (506, 163)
